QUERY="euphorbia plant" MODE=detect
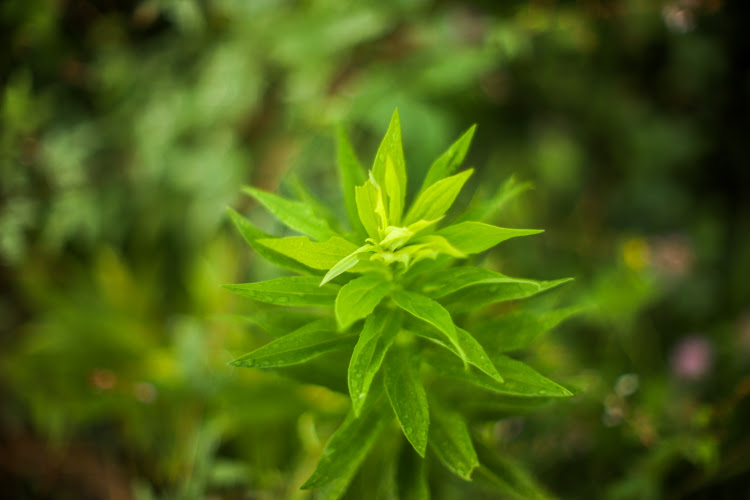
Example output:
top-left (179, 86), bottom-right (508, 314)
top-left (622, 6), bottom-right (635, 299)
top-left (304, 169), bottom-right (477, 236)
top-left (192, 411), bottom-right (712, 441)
top-left (226, 110), bottom-right (575, 498)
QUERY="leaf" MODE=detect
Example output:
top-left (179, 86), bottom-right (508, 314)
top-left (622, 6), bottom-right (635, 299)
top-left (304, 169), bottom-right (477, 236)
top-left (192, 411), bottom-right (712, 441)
top-left (384, 347), bottom-right (430, 457)
top-left (229, 320), bottom-right (355, 368)
top-left (385, 155), bottom-right (403, 225)
top-left (442, 278), bottom-right (573, 313)
top-left (243, 186), bottom-right (336, 242)
top-left (226, 207), bottom-right (315, 275)
top-left (397, 437), bottom-right (431, 500)
top-left (428, 407), bottom-right (478, 481)
top-left (355, 181), bottom-right (381, 240)
top-left (337, 126), bottom-right (367, 235)
top-left (371, 109), bottom-right (406, 206)
top-left (436, 222), bottom-right (543, 255)
top-left (419, 125), bottom-right (476, 195)
top-left (223, 276), bottom-right (340, 306)
top-left (421, 267), bottom-right (543, 298)
top-left (320, 244), bottom-right (375, 285)
top-left (411, 325), bottom-right (502, 383)
top-left (301, 396), bottom-right (388, 489)
top-left (472, 306), bottom-right (584, 354)
top-left (287, 175), bottom-right (343, 234)
top-left (256, 236), bottom-right (359, 270)
top-left (348, 310), bottom-right (400, 416)
top-left (335, 274), bottom-right (392, 330)
top-left (425, 349), bottom-right (572, 398)
top-left (391, 290), bottom-right (467, 364)
top-left (404, 169), bottom-right (474, 226)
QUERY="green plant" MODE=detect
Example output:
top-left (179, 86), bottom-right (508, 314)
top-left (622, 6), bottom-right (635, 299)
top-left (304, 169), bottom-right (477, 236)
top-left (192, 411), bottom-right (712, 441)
top-left (226, 110), bottom-right (576, 498)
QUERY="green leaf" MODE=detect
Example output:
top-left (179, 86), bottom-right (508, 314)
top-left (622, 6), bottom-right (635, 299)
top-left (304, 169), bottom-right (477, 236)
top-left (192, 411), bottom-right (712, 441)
top-left (442, 278), bottom-right (573, 313)
top-left (384, 347), bottom-right (430, 457)
top-left (229, 320), bottom-right (355, 368)
top-left (320, 244), bottom-right (375, 285)
top-left (385, 155), bottom-right (403, 225)
top-left (302, 396), bottom-right (388, 489)
top-left (421, 267), bottom-right (544, 298)
top-left (226, 208), bottom-right (315, 275)
top-left (411, 326), bottom-right (502, 383)
top-left (287, 175), bottom-right (343, 234)
top-left (355, 181), bottom-right (381, 240)
top-left (348, 310), bottom-right (400, 416)
top-left (436, 222), bottom-right (543, 255)
top-left (371, 109), bottom-right (406, 205)
top-left (256, 236), bottom-right (359, 270)
top-left (419, 125), bottom-right (476, 195)
top-left (425, 349), bottom-right (572, 398)
top-left (391, 290), bottom-right (467, 364)
top-left (404, 169), bottom-right (474, 226)
top-left (428, 407), bottom-right (478, 481)
top-left (335, 274), bottom-right (392, 330)
top-left (472, 306), bottom-right (584, 354)
top-left (223, 276), bottom-right (340, 306)
top-left (397, 436), bottom-right (431, 500)
top-left (243, 186), bottom-right (336, 242)
top-left (337, 126), bottom-right (367, 236)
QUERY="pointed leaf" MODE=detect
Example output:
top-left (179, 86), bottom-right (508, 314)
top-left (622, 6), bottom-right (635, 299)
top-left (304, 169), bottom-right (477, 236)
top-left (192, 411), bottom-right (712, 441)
top-left (425, 349), bottom-right (572, 398)
top-left (337, 126), bottom-right (367, 235)
top-left (404, 169), bottom-right (474, 226)
top-left (385, 155), bottom-right (403, 225)
top-left (243, 186), bottom-right (336, 241)
top-left (335, 274), bottom-right (392, 330)
top-left (355, 181), bottom-right (381, 240)
top-left (419, 125), bottom-right (476, 195)
top-left (457, 175), bottom-right (533, 224)
top-left (411, 326), bottom-right (502, 383)
top-left (422, 267), bottom-right (543, 298)
top-left (320, 244), bottom-right (375, 285)
top-left (229, 320), bottom-right (355, 368)
top-left (349, 310), bottom-right (400, 415)
top-left (371, 109), bottom-right (406, 204)
top-left (302, 396), bottom-right (388, 489)
top-left (257, 236), bottom-right (359, 270)
top-left (226, 207), bottom-right (315, 275)
top-left (436, 222), bottom-right (543, 255)
top-left (429, 408), bottom-right (478, 481)
top-left (391, 290), bottom-right (467, 364)
top-left (223, 276), bottom-right (340, 306)
top-left (474, 443), bottom-right (554, 500)
top-left (384, 347), bottom-right (430, 457)
top-left (442, 278), bottom-right (573, 313)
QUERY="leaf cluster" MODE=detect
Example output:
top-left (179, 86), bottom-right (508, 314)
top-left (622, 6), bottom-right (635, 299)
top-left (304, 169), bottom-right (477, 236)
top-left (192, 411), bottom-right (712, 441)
top-left (226, 110), bottom-right (575, 498)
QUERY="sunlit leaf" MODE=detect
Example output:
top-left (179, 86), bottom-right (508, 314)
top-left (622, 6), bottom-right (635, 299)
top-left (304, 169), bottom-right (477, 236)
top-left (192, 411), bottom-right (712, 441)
top-left (436, 222), bottom-right (542, 254)
top-left (257, 235), bottom-right (359, 270)
top-left (371, 109), bottom-right (406, 206)
top-left (243, 186), bottom-right (336, 241)
top-left (404, 169), bottom-right (473, 226)
top-left (335, 274), bottom-right (392, 330)
top-left (337, 126), bottom-right (367, 236)
top-left (321, 244), bottom-right (375, 285)
top-left (419, 125), bottom-right (476, 195)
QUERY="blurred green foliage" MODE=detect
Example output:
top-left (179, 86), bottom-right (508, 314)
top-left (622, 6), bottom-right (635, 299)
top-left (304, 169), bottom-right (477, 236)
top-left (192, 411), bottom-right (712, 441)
top-left (1, 0), bottom-right (749, 499)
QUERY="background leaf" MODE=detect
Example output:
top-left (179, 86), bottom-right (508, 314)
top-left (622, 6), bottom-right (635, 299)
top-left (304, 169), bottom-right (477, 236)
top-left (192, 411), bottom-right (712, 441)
top-left (428, 407), bottom-right (478, 481)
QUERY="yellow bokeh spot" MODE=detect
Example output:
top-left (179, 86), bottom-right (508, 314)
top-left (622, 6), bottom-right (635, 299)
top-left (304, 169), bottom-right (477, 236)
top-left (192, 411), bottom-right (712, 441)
top-left (623, 238), bottom-right (651, 270)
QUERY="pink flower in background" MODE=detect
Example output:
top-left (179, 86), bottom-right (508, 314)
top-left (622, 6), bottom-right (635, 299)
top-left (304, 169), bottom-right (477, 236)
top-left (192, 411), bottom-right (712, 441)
top-left (670, 335), bottom-right (714, 381)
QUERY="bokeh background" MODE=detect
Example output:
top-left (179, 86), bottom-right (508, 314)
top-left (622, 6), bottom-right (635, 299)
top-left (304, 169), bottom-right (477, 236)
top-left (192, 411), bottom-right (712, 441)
top-left (2, 0), bottom-right (749, 498)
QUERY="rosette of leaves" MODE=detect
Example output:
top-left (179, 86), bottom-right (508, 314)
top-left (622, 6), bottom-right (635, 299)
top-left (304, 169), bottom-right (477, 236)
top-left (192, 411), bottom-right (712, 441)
top-left (226, 110), bottom-right (575, 498)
